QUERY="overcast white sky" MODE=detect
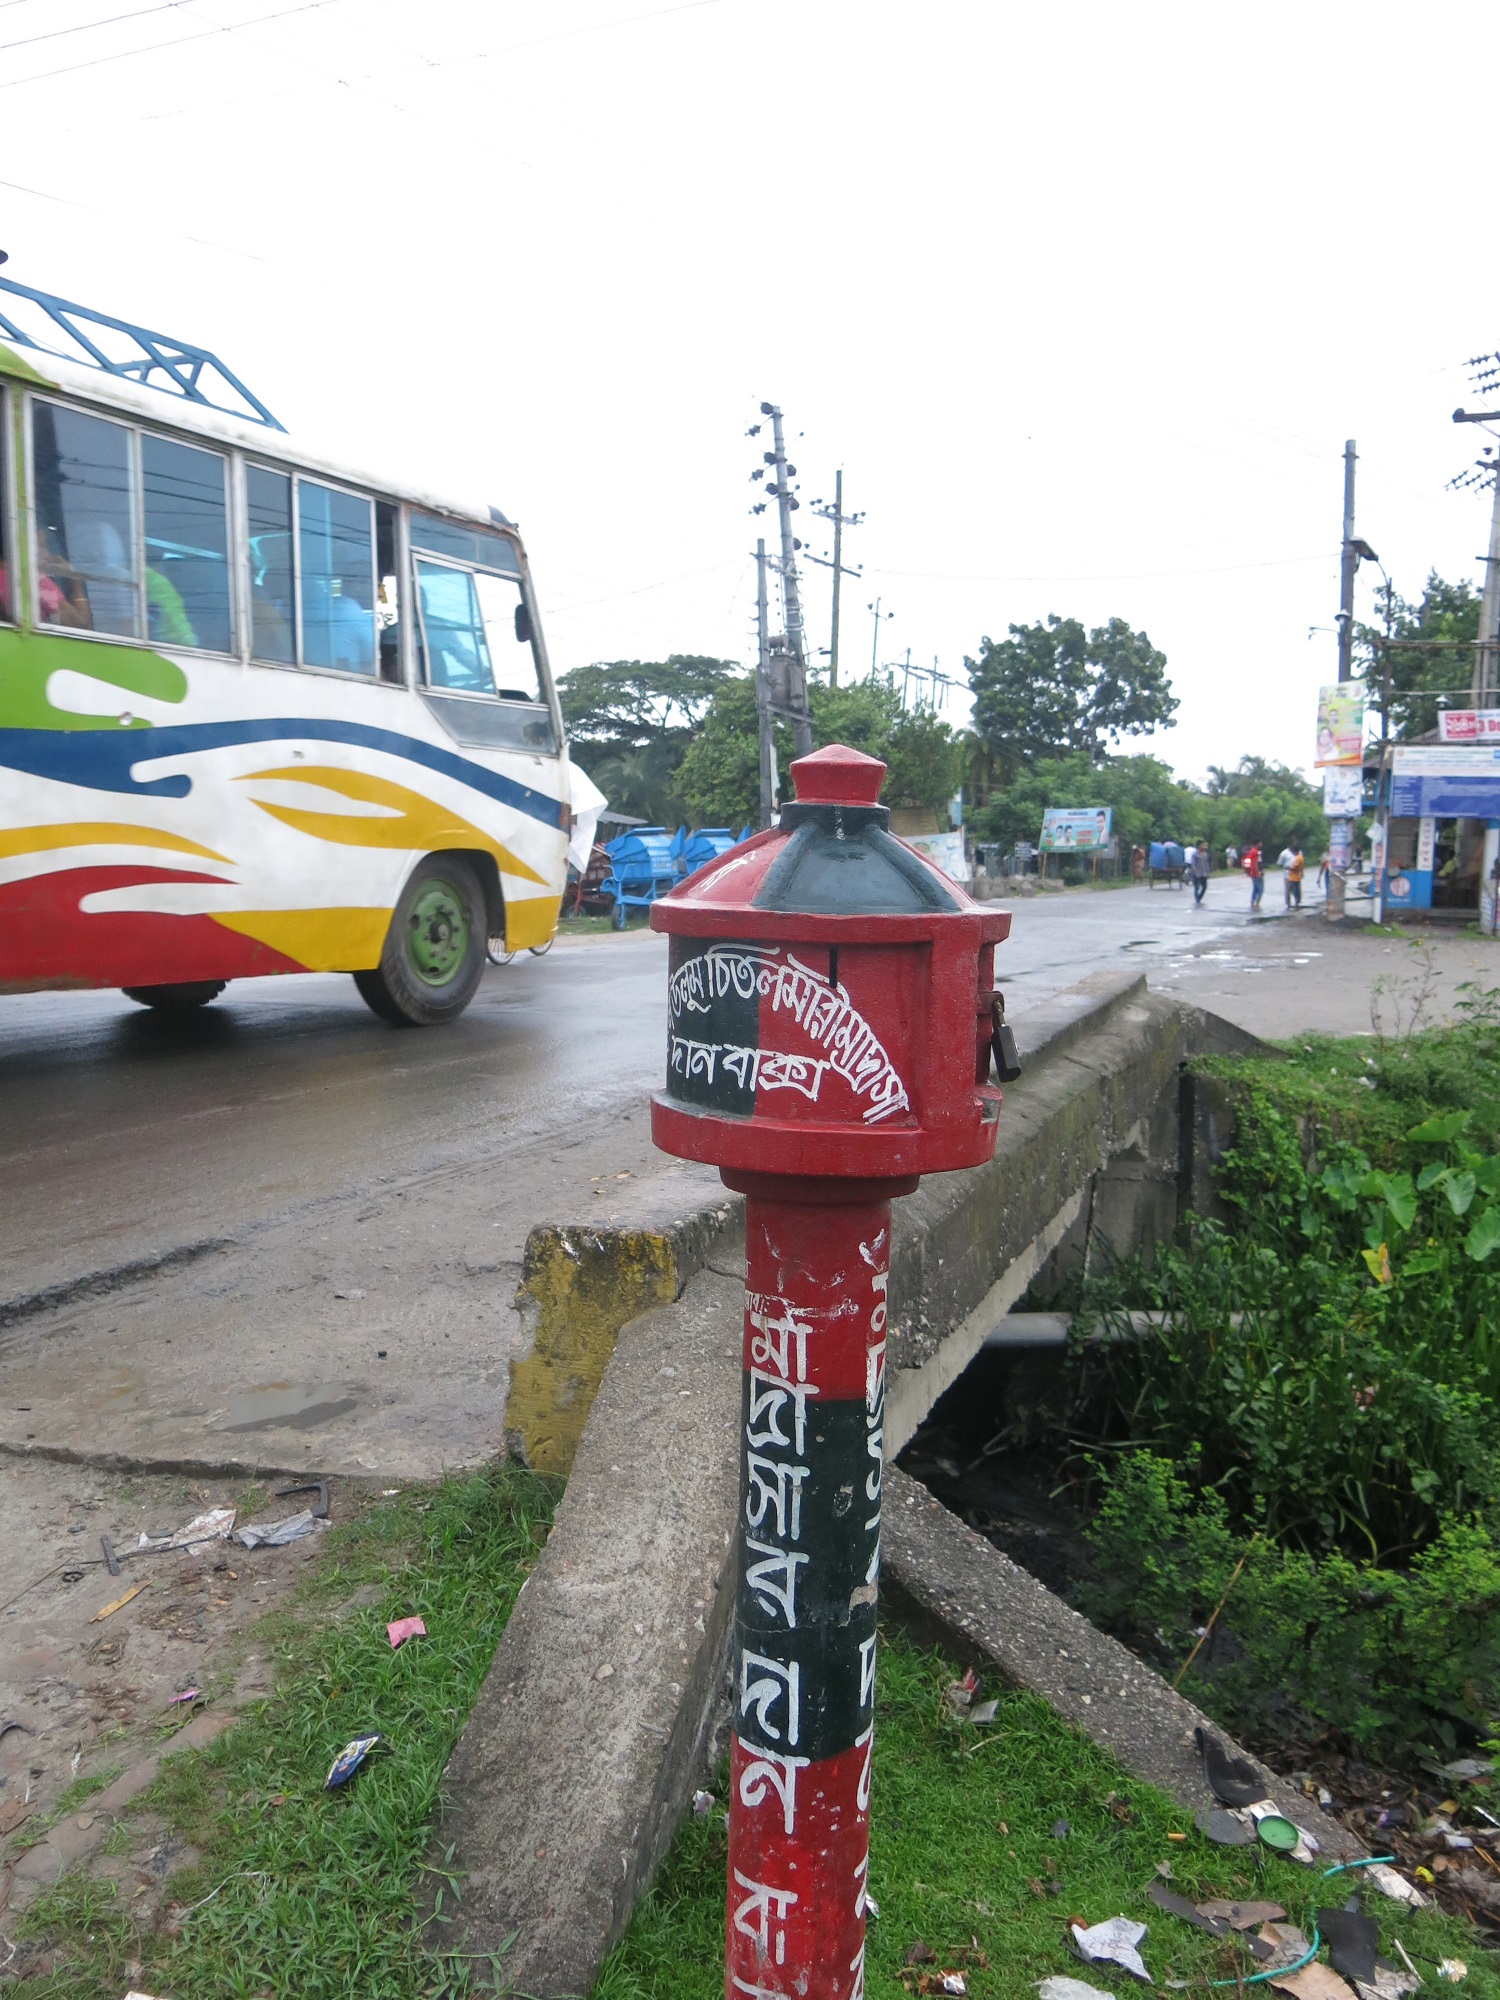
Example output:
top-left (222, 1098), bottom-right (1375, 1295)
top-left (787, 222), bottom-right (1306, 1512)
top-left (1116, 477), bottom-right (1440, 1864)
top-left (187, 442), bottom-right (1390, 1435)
top-left (3, 0), bottom-right (1497, 784)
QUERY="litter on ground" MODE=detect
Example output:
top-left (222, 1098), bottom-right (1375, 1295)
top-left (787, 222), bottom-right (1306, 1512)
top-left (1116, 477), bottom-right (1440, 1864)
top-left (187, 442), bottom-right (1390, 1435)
top-left (1037, 1981), bottom-right (1114, 2000)
top-left (1071, 1915), bottom-right (1151, 1982)
top-left (1269, 1963), bottom-right (1359, 2000)
top-left (386, 1615), bottom-right (426, 1648)
top-left (234, 1509), bottom-right (328, 1549)
top-left (325, 1734), bottom-right (380, 1789)
top-left (1366, 1866), bottom-right (1428, 1910)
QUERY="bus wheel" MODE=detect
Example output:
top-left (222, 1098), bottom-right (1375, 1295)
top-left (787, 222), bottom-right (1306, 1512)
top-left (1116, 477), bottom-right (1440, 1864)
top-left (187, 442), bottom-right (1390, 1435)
top-left (122, 981), bottom-right (227, 1012)
top-left (355, 856), bottom-right (486, 1026)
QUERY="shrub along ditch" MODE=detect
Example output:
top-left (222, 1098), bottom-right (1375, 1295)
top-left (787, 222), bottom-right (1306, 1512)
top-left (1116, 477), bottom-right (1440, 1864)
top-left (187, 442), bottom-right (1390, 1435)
top-left (1057, 988), bottom-right (1500, 1766)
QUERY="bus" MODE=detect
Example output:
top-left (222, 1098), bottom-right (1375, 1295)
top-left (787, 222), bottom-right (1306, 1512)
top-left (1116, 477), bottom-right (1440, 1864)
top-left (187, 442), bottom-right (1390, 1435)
top-left (0, 275), bottom-right (601, 1025)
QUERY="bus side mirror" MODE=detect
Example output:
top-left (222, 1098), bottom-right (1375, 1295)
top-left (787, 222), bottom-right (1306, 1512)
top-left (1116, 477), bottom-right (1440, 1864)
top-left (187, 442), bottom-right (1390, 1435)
top-left (514, 601), bottom-right (533, 644)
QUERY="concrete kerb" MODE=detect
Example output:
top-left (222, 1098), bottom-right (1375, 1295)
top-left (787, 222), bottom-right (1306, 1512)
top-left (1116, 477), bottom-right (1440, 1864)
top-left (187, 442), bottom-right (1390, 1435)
top-left (881, 1464), bottom-right (1357, 1859)
top-left (430, 975), bottom-right (1277, 1993)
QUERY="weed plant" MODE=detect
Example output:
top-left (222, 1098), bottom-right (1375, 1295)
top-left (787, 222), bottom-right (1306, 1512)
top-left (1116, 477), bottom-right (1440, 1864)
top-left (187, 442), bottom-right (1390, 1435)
top-left (1059, 988), bottom-right (1500, 1762)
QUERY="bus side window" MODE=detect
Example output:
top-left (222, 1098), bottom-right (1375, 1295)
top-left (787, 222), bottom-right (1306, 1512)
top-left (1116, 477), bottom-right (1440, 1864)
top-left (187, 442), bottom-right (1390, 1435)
top-left (299, 480), bottom-right (375, 676)
top-left (474, 572), bottom-right (542, 704)
top-left (246, 466), bottom-right (294, 663)
top-left (31, 402), bottom-right (139, 638)
top-left (141, 431), bottom-right (230, 653)
top-left (376, 500), bottom-right (400, 683)
top-left (0, 392), bottom-right (10, 622)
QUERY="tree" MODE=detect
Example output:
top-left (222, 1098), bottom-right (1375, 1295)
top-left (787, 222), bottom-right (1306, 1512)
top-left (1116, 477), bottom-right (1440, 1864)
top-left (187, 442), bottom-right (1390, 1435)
top-left (967, 614), bottom-right (1177, 779)
top-left (676, 671), bottom-right (970, 828)
top-left (1354, 572), bottom-right (1480, 743)
top-left (970, 749), bottom-right (1325, 872)
top-left (557, 655), bottom-right (738, 824)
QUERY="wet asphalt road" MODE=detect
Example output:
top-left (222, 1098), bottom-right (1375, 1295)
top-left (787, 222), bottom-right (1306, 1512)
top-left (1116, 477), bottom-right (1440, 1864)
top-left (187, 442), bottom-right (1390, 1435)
top-left (0, 886), bottom-right (1247, 1312)
top-left (6, 877), bottom-right (1484, 1477)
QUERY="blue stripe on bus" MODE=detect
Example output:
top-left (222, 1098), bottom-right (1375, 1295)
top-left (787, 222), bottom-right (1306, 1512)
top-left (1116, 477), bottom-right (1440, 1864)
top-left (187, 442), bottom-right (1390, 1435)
top-left (0, 719), bottom-right (570, 830)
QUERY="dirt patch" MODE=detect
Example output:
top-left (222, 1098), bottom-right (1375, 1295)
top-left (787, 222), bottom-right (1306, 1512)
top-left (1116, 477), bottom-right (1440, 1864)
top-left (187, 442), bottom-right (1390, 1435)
top-left (0, 1454), bottom-right (364, 1925)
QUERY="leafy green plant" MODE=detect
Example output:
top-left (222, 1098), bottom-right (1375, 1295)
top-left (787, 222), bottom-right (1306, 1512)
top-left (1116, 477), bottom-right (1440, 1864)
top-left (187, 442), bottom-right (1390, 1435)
top-left (1060, 1022), bottom-right (1500, 1762)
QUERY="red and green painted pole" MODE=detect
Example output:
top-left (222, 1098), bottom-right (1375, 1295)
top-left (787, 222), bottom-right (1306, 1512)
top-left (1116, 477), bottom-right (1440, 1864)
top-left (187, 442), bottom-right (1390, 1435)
top-left (649, 743), bottom-right (1015, 2000)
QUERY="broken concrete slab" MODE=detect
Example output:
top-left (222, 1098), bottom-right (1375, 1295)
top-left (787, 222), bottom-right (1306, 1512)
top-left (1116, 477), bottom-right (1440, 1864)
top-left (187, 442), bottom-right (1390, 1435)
top-left (881, 1465), bottom-right (1355, 1858)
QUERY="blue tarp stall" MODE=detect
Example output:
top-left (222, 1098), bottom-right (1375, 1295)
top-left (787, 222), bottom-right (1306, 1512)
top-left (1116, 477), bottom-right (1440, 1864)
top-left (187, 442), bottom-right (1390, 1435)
top-left (1384, 747), bottom-right (1500, 913)
top-left (679, 826), bottom-right (750, 880)
top-left (1148, 840), bottom-right (1186, 887)
top-left (598, 826), bottom-right (684, 926)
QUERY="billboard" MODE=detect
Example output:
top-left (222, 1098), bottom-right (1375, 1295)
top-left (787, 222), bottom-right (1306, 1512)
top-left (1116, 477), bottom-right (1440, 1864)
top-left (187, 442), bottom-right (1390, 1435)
top-left (1322, 766), bottom-right (1363, 817)
top-left (1390, 745), bottom-right (1500, 819)
top-left (902, 829), bottom-right (971, 884)
top-left (1315, 684), bottom-right (1364, 766)
top-left (1039, 806), bottom-right (1113, 851)
top-left (1438, 709), bottom-right (1500, 744)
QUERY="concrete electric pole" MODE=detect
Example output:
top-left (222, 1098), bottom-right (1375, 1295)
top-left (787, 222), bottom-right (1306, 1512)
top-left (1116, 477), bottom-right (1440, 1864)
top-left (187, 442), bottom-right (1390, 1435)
top-left (759, 402), bottom-right (814, 758)
top-left (1326, 440), bottom-right (1359, 921)
top-left (1337, 440), bottom-right (1358, 684)
top-left (755, 538), bottom-right (774, 829)
top-left (809, 471), bottom-right (863, 688)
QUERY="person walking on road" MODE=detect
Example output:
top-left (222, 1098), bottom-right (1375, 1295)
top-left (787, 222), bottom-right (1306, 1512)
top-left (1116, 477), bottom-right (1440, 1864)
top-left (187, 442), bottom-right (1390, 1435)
top-left (1277, 843), bottom-right (1297, 907)
top-left (1286, 844), bottom-right (1305, 909)
top-left (1225, 842), bottom-right (1239, 871)
top-left (1244, 841), bottom-right (1265, 911)
top-left (1189, 838), bottom-right (1211, 904)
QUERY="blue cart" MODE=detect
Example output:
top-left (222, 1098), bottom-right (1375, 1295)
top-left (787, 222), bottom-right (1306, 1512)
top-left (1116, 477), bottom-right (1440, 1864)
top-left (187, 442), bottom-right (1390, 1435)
top-left (599, 826), bottom-right (685, 927)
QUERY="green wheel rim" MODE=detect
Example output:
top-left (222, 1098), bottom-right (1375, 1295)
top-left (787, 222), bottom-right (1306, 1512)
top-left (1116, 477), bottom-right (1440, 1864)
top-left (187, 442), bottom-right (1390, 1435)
top-left (405, 879), bottom-right (470, 985)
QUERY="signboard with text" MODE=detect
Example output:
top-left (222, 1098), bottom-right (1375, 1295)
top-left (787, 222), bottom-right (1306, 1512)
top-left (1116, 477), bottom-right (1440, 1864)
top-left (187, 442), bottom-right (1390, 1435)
top-left (1039, 806), bottom-right (1113, 851)
top-left (1316, 684), bottom-right (1365, 766)
top-left (1322, 766), bottom-right (1363, 817)
top-left (1438, 710), bottom-right (1500, 744)
top-left (1390, 745), bottom-right (1500, 819)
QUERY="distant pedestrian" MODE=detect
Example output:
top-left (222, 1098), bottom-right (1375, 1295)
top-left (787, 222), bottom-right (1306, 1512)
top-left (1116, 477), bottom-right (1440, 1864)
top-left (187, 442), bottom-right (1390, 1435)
top-left (1225, 843), bottom-right (1239, 871)
top-left (1286, 844), bottom-right (1305, 909)
top-left (1318, 850), bottom-right (1330, 894)
top-left (1130, 843), bottom-right (1145, 883)
top-left (1189, 838), bottom-right (1210, 904)
top-left (1244, 841), bottom-right (1264, 911)
top-left (1277, 844), bottom-right (1296, 907)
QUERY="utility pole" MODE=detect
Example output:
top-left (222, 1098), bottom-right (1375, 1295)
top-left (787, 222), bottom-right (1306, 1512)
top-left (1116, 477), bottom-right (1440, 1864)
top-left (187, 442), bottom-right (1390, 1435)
top-left (760, 401), bottom-right (813, 757)
top-left (1474, 469), bottom-right (1500, 705)
top-left (1337, 440), bottom-right (1358, 683)
top-left (810, 470), bottom-right (863, 688)
top-left (868, 596), bottom-right (892, 680)
top-left (755, 538), bottom-right (774, 829)
top-left (1327, 440), bottom-right (1358, 921)
top-left (1453, 370), bottom-right (1500, 704)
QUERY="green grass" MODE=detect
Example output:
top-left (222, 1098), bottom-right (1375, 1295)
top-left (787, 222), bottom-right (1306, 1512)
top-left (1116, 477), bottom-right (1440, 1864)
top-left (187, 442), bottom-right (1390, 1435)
top-left (16, 1463), bottom-right (555, 1999)
top-left (595, 1622), bottom-right (1499, 2000)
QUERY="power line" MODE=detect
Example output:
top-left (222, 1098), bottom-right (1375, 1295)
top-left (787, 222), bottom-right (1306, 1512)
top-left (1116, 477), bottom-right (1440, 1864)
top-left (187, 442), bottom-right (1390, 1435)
top-left (0, 0), bottom-right (348, 90)
top-left (865, 551), bottom-right (1335, 585)
top-left (0, 0), bottom-right (192, 55)
top-left (22, 0), bottom-right (728, 124)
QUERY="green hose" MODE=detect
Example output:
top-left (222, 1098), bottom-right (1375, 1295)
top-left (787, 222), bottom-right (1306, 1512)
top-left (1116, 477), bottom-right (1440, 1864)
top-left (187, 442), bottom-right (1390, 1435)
top-left (1207, 1855), bottom-right (1396, 1986)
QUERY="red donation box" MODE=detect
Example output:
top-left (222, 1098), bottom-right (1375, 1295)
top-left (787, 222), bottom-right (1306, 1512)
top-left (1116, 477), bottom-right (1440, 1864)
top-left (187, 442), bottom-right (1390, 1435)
top-left (650, 744), bottom-right (1014, 2000)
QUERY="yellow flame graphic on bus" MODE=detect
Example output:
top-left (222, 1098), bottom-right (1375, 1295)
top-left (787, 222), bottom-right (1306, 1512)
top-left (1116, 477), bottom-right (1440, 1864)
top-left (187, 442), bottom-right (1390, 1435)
top-left (239, 766), bottom-right (549, 886)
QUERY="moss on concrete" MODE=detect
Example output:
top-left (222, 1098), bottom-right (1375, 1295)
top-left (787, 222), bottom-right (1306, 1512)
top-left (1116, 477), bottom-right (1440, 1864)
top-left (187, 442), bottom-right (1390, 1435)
top-left (505, 1226), bottom-right (682, 1474)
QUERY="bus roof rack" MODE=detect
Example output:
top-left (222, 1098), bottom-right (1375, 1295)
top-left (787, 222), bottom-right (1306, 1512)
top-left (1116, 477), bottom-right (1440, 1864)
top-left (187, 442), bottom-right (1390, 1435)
top-left (0, 273), bottom-right (285, 432)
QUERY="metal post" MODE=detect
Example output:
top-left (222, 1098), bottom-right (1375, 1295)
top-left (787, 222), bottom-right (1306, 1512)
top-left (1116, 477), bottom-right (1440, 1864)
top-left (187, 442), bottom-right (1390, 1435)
top-left (829, 471), bottom-right (844, 689)
top-left (1473, 470), bottom-right (1500, 705)
top-left (756, 539), bottom-right (774, 830)
top-left (869, 598), bottom-right (882, 680)
top-left (726, 1186), bottom-right (886, 2000)
top-left (766, 405), bottom-right (814, 758)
